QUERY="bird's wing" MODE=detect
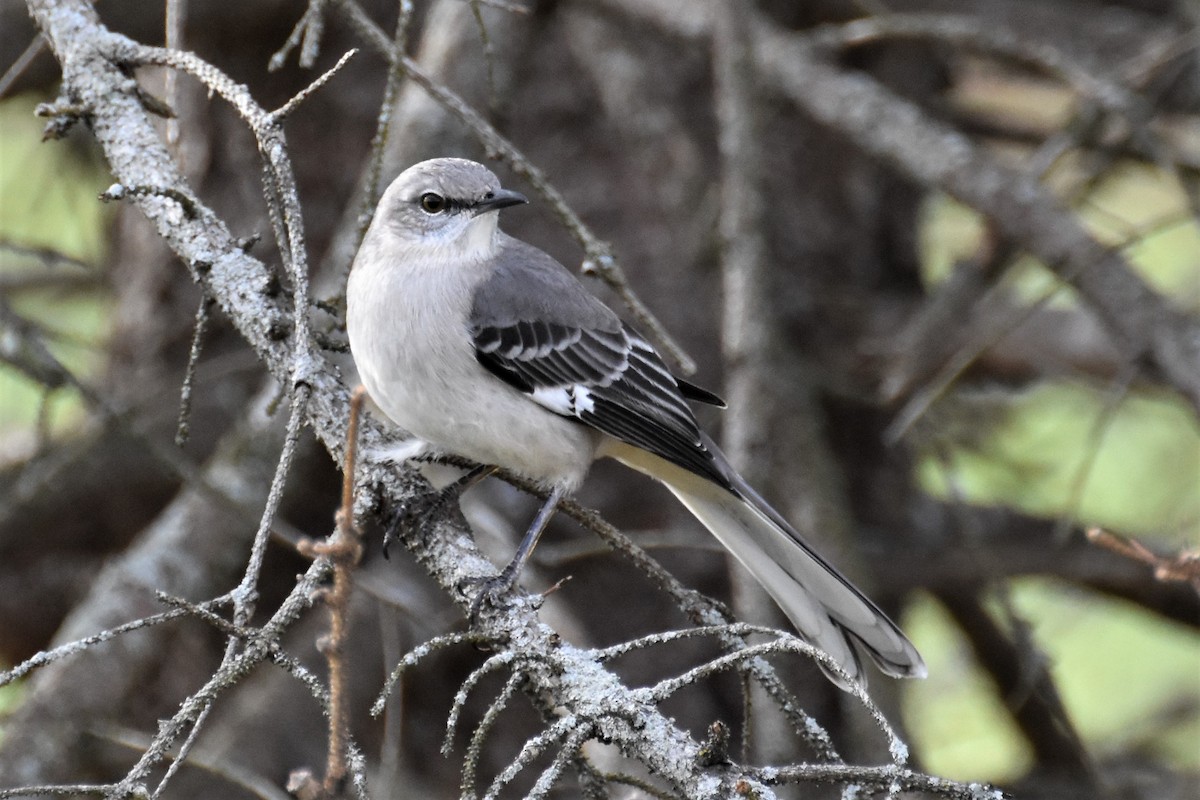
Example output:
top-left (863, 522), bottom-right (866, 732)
top-left (470, 237), bottom-right (733, 491)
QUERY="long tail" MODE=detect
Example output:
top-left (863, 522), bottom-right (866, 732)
top-left (605, 438), bottom-right (925, 689)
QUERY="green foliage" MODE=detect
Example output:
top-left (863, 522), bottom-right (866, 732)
top-left (918, 382), bottom-right (1200, 538)
top-left (0, 93), bottom-right (113, 438)
top-left (903, 596), bottom-right (1033, 782)
top-left (904, 581), bottom-right (1200, 782)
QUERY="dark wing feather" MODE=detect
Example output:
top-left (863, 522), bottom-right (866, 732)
top-left (470, 237), bottom-right (733, 491)
top-left (677, 378), bottom-right (726, 407)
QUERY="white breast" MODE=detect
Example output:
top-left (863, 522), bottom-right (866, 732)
top-left (346, 227), bottom-right (599, 490)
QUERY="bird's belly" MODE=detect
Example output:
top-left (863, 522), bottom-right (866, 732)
top-left (349, 271), bottom-right (597, 489)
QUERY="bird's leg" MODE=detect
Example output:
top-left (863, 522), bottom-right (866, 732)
top-left (467, 485), bottom-right (566, 619)
top-left (383, 464), bottom-right (497, 557)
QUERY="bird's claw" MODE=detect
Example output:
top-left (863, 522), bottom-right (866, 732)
top-left (461, 567), bottom-right (520, 624)
top-left (381, 500), bottom-right (413, 559)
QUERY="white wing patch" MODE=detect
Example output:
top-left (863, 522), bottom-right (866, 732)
top-left (573, 385), bottom-right (596, 414)
top-left (531, 385), bottom-right (574, 415)
top-left (530, 384), bottom-right (598, 417)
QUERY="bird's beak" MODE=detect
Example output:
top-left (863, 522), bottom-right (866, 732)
top-left (473, 188), bottom-right (528, 215)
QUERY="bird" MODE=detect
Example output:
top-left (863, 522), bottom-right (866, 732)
top-left (346, 157), bottom-right (925, 689)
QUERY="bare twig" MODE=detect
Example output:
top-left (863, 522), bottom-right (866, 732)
top-left (163, 0), bottom-right (184, 145)
top-left (271, 47), bottom-right (357, 120)
top-left (349, 0), bottom-right (415, 263)
top-left (0, 238), bottom-right (97, 272)
top-left (269, 0), bottom-right (327, 71)
top-left (175, 293), bottom-right (212, 447)
top-left (885, 210), bottom-right (1186, 442)
top-left (821, 13), bottom-right (1149, 122)
top-left (0, 785), bottom-right (113, 798)
top-left (97, 724), bottom-right (292, 800)
top-left (1054, 363), bottom-right (1137, 541)
top-left (295, 385), bottom-right (369, 793)
top-left (0, 36), bottom-right (46, 99)
top-left (109, 559), bottom-right (333, 796)
top-left (935, 588), bottom-right (1098, 784)
top-left (460, 671), bottom-right (523, 799)
top-left (751, 763), bottom-right (1005, 799)
top-left (98, 181), bottom-right (199, 218)
top-left (1087, 528), bottom-right (1200, 591)
top-left (464, 0), bottom-right (529, 13)
top-left (0, 606), bottom-right (202, 687)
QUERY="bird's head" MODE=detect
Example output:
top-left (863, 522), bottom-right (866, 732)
top-left (373, 158), bottom-right (528, 258)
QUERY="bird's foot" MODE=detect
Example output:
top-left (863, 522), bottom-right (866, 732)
top-left (461, 563), bottom-right (523, 623)
top-left (458, 484), bottom-right (565, 623)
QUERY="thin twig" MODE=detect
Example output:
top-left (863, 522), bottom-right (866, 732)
top-left (751, 763), bottom-right (1004, 799)
top-left (350, 0), bottom-right (414, 262)
top-left (164, 0), bottom-right (185, 146)
top-left (110, 559), bottom-right (332, 794)
top-left (1087, 528), bottom-right (1200, 591)
top-left (0, 606), bottom-right (203, 687)
top-left (175, 293), bottom-right (212, 447)
top-left (1054, 363), bottom-right (1137, 541)
top-left (460, 670), bottom-right (524, 800)
top-left (97, 724), bottom-right (293, 800)
top-left (0, 36), bottom-right (46, 99)
top-left (0, 786), bottom-right (113, 798)
top-left (295, 385), bottom-right (368, 791)
top-left (821, 13), bottom-right (1148, 122)
top-left (0, 238), bottom-right (96, 271)
top-left (271, 48), bottom-right (358, 120)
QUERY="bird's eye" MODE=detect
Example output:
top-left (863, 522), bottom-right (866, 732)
top-left (419, 193), bottom-right (446, 214)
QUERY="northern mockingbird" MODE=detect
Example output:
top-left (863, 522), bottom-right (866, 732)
top-left (347, 157), bottom-right (925, 688)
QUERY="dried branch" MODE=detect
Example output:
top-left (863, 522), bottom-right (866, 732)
top-left (0, 605), bottom-right (200, 687)
top-left (1087, 528), bottom-right (1200, 592)
top-left (751, 18), bottom-right (1200, 415)
top-left (819, 13), bottom-right (1151, 123)
top-left (0, 238), bottom-right (97, 272)
top-left (109, 559), bottom-right (333, 796)
top-left (750, 763), bottom-right (1007, 799)
top-left (0, 785), bottom-right (112, 798)
top-left (935, 589), bottom-right (1098, 784)
top-left (295, 387), bottom-right (369, 795)
top-left (174, 292), bottom-right (212, 447)
top-left (0, 36), bottom-right (45, 99)
top-left (96, 724), bottom-right (294, 800)
top-left (350, 0), bottom-right (415, 261)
